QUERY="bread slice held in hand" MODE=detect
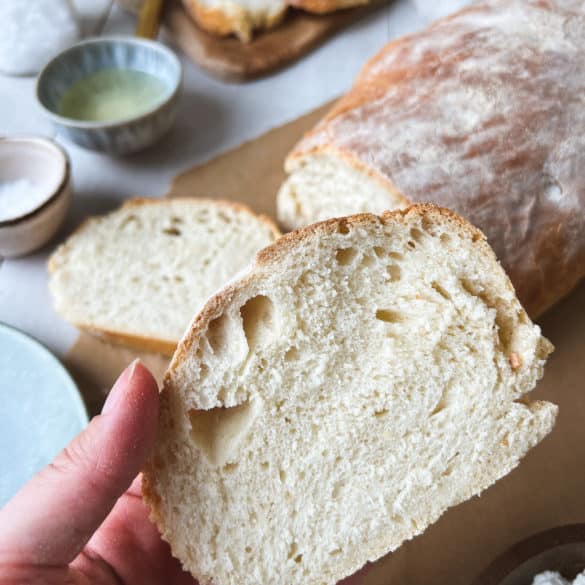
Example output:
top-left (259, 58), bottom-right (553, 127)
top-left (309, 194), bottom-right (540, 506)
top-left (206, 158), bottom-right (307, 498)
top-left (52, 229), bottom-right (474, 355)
top-left (48, 198), bottom-right (279, 355)
top-left (143, 205), bottom-right (556, 585)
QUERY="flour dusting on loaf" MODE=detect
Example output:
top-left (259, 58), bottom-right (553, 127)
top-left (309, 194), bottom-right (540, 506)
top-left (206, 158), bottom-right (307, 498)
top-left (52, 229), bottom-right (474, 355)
top-left (143, 205), bottom-right (556, 585)
top-left (278, 0), bottom-right (585, 317)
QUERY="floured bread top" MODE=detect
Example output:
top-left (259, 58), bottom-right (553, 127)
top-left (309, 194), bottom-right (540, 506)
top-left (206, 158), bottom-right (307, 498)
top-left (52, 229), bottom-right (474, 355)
top-left (48, 198), bottom-right (279, 354)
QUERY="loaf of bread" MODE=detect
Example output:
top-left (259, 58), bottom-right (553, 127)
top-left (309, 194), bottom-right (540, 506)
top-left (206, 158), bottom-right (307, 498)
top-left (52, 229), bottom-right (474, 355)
top-left (48, 198), bottom-right (279, 354)
top-left (183, 0), bottom-right (368, 42)
top-left (143, 204), bottom-right (555, 585)
top-left (277, 0), bottom-right (585, 317)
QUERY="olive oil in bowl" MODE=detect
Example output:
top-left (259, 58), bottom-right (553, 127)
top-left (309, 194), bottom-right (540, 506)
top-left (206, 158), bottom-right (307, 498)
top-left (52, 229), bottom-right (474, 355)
top-left (37, 37), bottom-right (182, 153)
top-left (58, 69), bottom-right (169, 123)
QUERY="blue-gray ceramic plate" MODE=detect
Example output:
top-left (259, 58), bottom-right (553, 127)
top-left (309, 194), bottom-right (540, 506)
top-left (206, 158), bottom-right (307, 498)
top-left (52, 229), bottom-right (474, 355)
top-left (0, 322), bottom-right (88, 506)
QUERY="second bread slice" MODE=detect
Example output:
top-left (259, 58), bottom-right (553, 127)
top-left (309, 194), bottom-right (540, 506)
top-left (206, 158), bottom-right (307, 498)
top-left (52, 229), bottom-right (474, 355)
top-left (48, 198), bottom-right (280, 354)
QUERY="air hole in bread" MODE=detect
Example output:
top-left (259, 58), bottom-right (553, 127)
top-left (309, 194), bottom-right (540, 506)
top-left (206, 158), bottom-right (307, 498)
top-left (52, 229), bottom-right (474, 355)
top-left (373, 246), bottom-right (385, 258)
top-left (374, 408), bottom-right (389, 418)
top-left (288, 542), bottom-right (303, 562)
top-left (431, 281), bottom-right (451, 300)
top-left (261, 461), bottom-right (269, 470)
top-left (410, 227), bottom-right (424, 243)
top-left (440, 233), bottom-right (451, 244)
top-left (188, 397), bottom-right (262, 466)
top-left (513, 395), bottom-right (531, 407)
top-left (375, 309), bottom-right (404, 324)
top-left (421, 215), bottom-right (434, 234)
top-left (460, 279), bottom-right (514, 350)
top-left (163, 226), bottom-right (181, 236)
top-left (119, 214), bottom-right (140, 230)
top-left (431, 396), bottom-right (448, 416)
top-left (170, 216), bottom-right (183, 224)
top-left (284, 346), bottom-right (299, 362)
top-left (407, 240), bottom-right (416, 249)
top-left (240, 295), bottom-right (275, 352)
top-left (279, 468), bottom-right (286, 482)
top-left (207, 314), bottom-right (231, 355)
top-left (174, 275), bottom-right (184, 283)
top-left (336, 247), bottom-right (358, 265)
top-left (361, 254), bottom-right (375, 268)
top-left (329, 548), bottom-right (343, 557)
top-left (442, 451), bottom-right (460, 477)
top-left (386, 264), bottom-right (402, 282)
top-left (245, 546), bottom-right (252, 554)
top-left (389, 251), bottom-right (404, 261)
top-left (222, 462), bottom-right (238, 473)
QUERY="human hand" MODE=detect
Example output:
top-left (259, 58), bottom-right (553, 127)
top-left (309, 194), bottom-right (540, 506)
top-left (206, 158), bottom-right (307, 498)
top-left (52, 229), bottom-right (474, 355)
top-left (0, 360), bottom-right (367, 585)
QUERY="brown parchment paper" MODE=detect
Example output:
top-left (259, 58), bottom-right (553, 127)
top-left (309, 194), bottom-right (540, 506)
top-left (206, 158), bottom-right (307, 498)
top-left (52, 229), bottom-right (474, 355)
top-left (64, 103), bottom-right (585, 585)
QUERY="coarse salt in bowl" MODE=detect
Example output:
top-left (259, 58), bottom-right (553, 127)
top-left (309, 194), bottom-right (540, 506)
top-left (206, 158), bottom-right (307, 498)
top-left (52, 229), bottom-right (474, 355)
top-left (0, 137), bottom-right (72, 258)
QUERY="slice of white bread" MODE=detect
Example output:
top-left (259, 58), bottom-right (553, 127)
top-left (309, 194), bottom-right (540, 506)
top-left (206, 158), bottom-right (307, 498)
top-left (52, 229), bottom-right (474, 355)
top-left (48, 198), bottom-right (280, 355)
top-left (142, 204), bottom-right (556, 585)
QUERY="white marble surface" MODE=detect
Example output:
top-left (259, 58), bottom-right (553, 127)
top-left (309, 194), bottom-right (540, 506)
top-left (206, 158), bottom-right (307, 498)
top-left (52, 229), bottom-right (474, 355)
top-left (0, 1), bottom-right (425, 357)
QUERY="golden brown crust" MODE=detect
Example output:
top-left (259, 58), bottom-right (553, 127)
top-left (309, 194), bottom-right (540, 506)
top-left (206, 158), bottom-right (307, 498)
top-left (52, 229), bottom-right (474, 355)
top-left (285, 0), bottom-right (585, 318)
top-left (120, 196), bottom-right (281, 240)
top-left (78, 324), bottom-right (178, 356)
top-left (290, 0), bottom-right (367, 14)
top-left (182, 0), bottom-right (287, 41)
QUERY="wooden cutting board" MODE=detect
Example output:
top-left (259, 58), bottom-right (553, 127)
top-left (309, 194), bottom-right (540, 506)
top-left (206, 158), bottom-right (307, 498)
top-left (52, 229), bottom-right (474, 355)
top-left (161, 0), bottom-right (386, 82)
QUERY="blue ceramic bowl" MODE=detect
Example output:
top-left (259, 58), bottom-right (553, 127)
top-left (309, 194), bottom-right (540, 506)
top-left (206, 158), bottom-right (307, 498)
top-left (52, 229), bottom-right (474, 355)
top-left (36, 37), bottom-right (182, 155)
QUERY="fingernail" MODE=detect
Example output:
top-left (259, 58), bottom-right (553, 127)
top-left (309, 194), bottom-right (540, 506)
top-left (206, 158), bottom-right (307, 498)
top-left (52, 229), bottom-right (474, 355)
top-left (102, 359), bottom-right (141, 414)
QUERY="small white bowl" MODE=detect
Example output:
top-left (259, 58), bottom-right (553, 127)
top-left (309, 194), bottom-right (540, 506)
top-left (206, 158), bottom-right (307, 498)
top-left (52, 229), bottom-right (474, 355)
top-left (36, 37), bottom-right (182, 155)
top-left (0, 137), bottom-right (72, 258)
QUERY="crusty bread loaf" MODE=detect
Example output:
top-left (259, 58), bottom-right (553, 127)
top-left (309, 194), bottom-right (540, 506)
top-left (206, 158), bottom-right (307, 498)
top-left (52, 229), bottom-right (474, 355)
top-left (48, 198), bottom-right (279, 355)
top-left (277, 0), bottom-right (585, 318)
top-left (183, 0), bottom-right (368, 41)
top-left (142, 204), bottom-right (555, 585)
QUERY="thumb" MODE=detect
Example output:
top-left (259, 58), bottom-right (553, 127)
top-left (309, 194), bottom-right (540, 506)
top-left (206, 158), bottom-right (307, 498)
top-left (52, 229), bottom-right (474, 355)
top-left (0, 360), bottom-right (159, 566)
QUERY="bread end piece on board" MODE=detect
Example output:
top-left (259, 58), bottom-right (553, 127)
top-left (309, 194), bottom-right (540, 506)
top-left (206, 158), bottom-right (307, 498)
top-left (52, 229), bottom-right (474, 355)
top-left (48, 197), bottom-right (280, 355)
top-left (143, 204), bottom-right (556, 585)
